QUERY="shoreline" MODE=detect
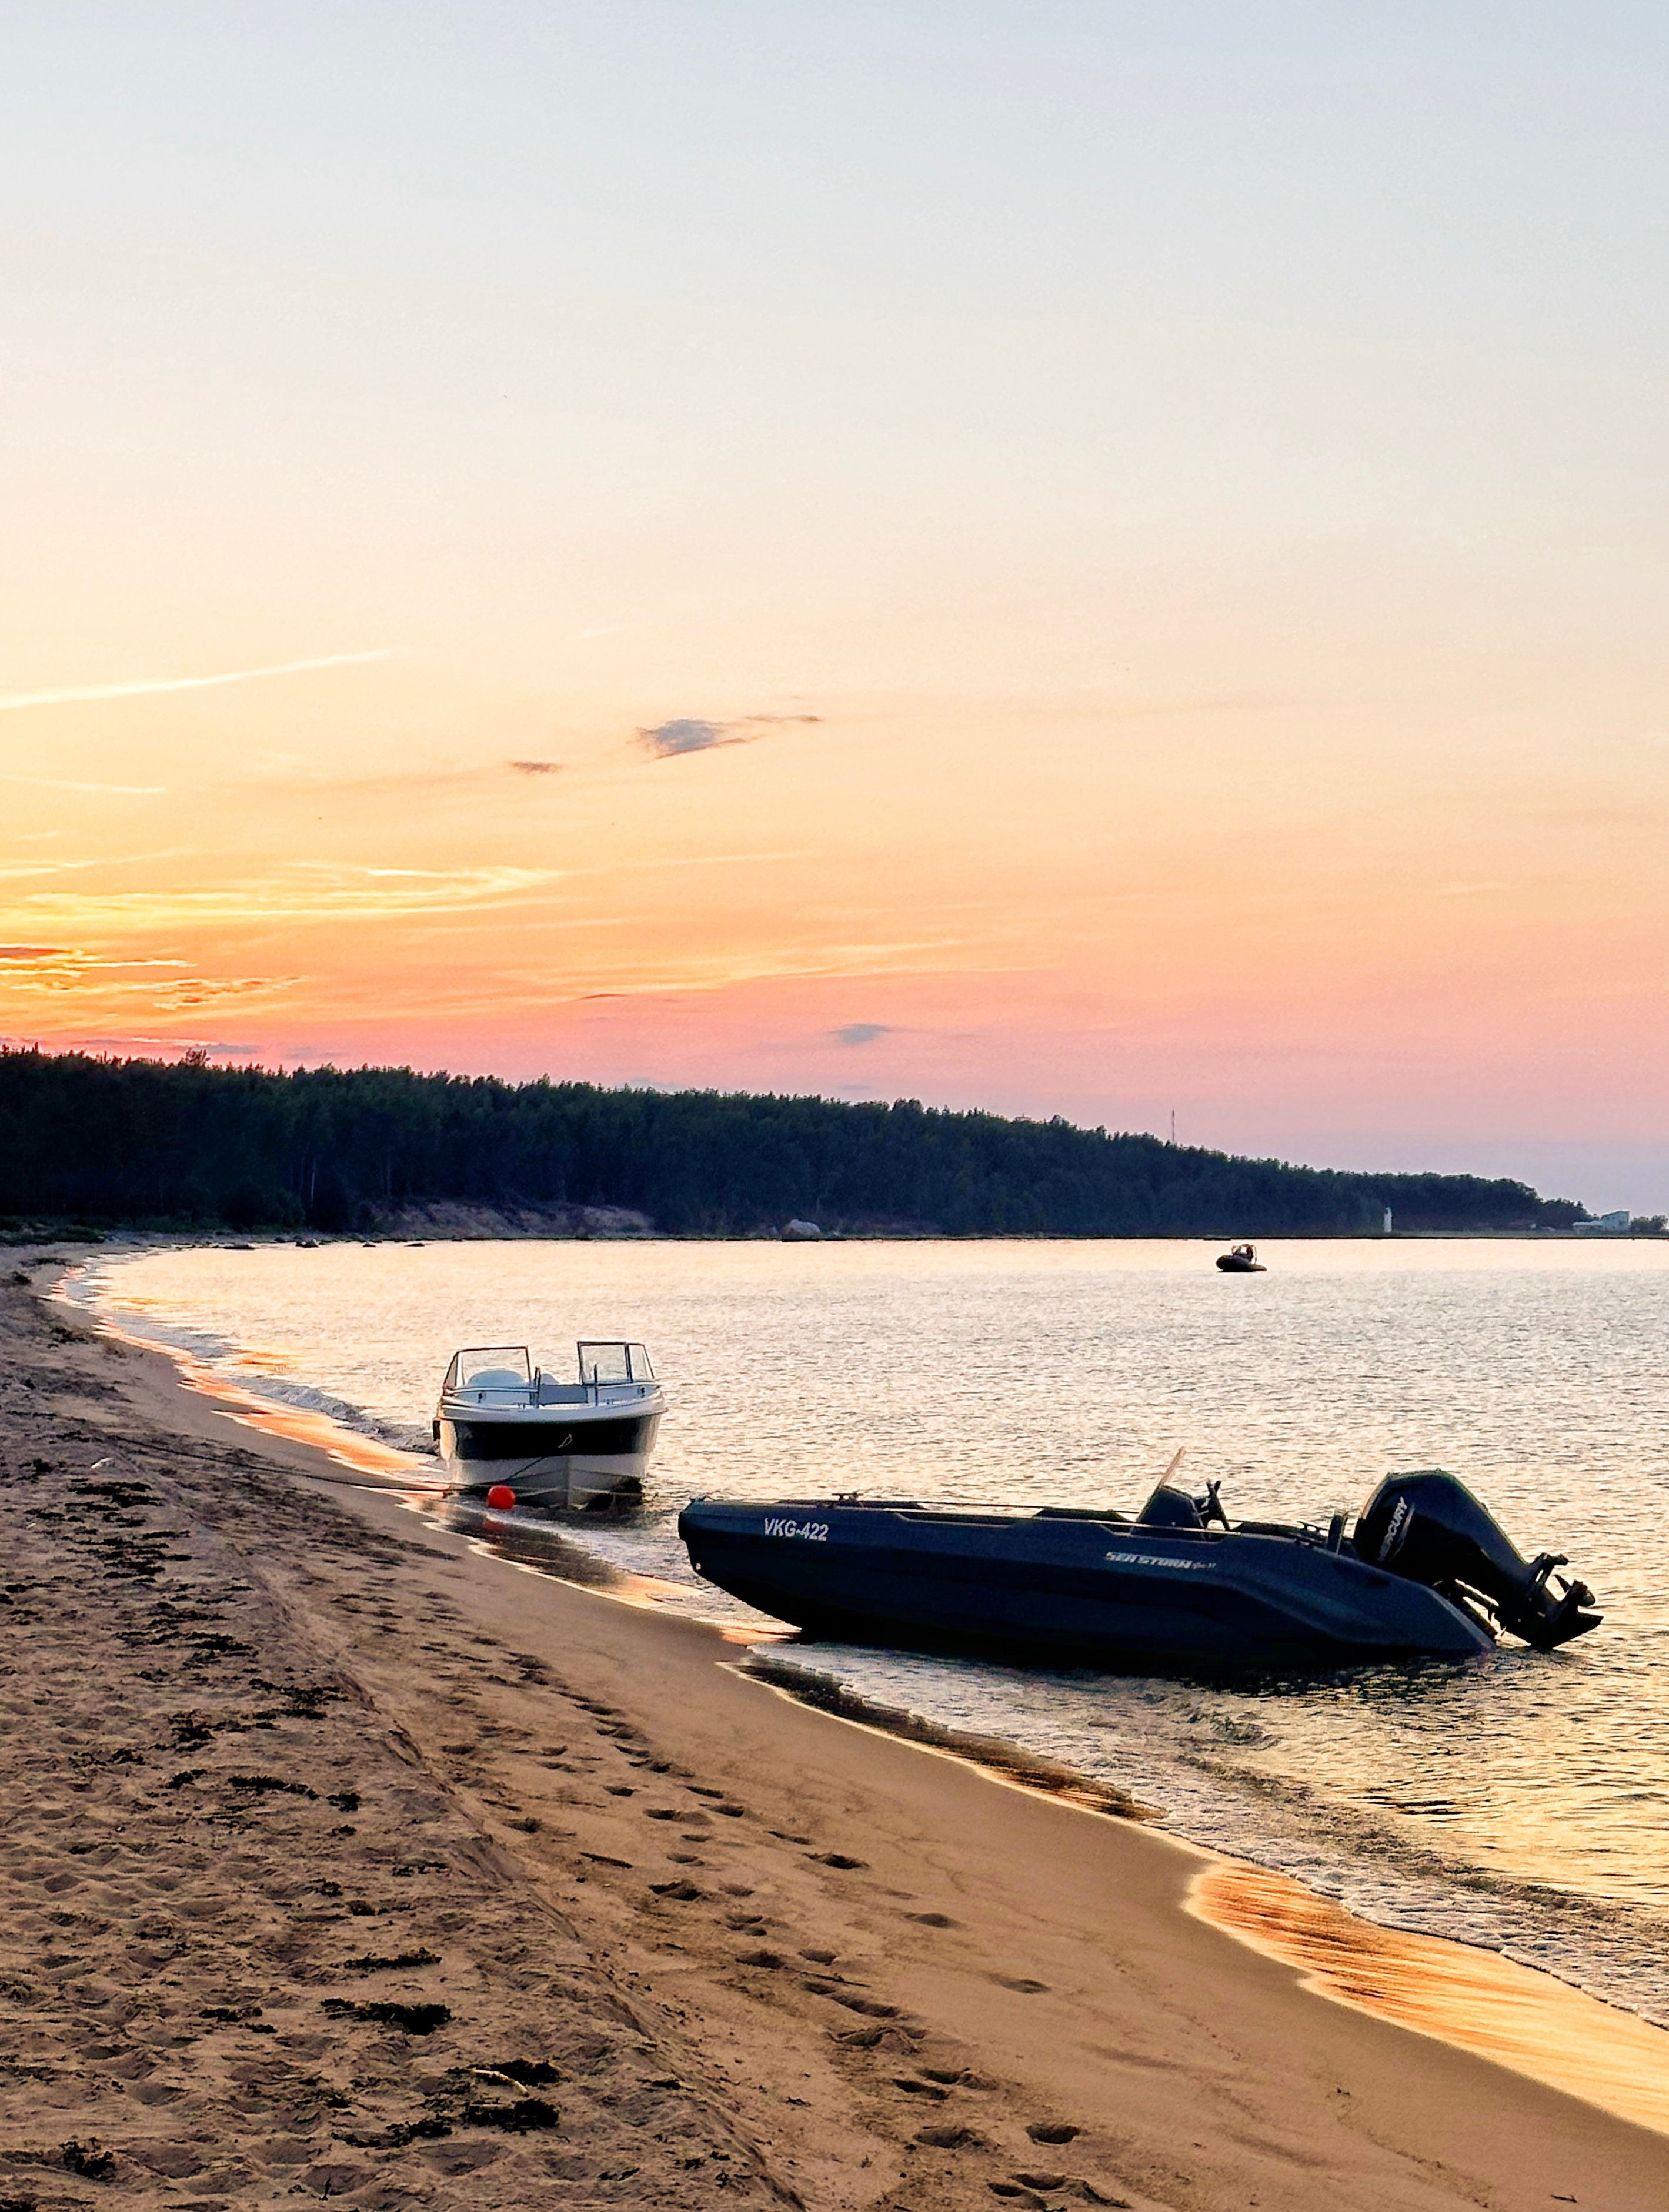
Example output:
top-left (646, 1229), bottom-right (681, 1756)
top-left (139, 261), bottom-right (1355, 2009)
top-left (12, 1257), bottom-right (1669, 2207)
top-left (25, 1222), bottom-right (1669, 1251)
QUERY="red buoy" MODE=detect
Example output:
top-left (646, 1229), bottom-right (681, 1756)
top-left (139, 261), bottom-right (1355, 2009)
top-left (485, 1483), bottom-right (516, 1511)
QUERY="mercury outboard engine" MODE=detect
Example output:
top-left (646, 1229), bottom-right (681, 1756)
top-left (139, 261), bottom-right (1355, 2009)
top-left (1354, 1471), bottom-right (1600, 1651)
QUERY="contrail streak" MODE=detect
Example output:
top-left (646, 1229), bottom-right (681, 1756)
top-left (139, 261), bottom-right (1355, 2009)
top-left (0, 649), bottom-right (399, 715)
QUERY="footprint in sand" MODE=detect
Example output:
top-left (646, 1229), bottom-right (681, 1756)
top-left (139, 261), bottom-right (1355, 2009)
top-left (1026, 2121), bottom-right (1081, 2144)
top-left (914, 2123), bottom-right (986, 2149)
top-left (906, 1911), bottom-right (959, 1928)
top-left (994, 1976), bottom-right (1050, 1994)
top-left (830, 1994), bottom-right (899, 2020)
top-left (1019, 2186), bottom-right (1129, 2208)
top-left (1012, 2169), bottom-right (1129, 2204)
top-left (892, 2076), bottom-right (949, 2102)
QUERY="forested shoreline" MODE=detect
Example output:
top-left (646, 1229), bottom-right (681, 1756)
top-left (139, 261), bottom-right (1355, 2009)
top-left (0, 1048), bottom-right (1588, 1238)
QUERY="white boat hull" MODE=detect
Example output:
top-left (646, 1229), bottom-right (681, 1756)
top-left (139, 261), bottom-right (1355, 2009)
top-left (436, 1403), bottom-right (662, 1514)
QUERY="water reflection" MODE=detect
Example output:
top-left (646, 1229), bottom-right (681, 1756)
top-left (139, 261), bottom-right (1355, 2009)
top-left (438, 1497), bottom-right (790, 1641)
top-left (1191, 1860), bottom-right (1669, 2138)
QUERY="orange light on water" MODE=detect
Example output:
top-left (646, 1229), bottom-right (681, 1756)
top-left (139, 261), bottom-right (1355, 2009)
top-left (1190, 1859), bottom-right (1669, 2139)
top-left (85, 1308), bottom-right (430, 1485)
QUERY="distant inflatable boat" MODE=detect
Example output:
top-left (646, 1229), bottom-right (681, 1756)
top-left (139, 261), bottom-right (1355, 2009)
top-left (1216, 1243), bottom-right (1266, 1272)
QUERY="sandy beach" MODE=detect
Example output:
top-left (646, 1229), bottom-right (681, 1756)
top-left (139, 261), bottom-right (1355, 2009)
top-left (4, 1261), bottom-right (1668, 2211)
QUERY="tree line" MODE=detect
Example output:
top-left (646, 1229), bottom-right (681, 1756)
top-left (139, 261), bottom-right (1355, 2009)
top-left (0, 1047), bottom-right (1588, 1237)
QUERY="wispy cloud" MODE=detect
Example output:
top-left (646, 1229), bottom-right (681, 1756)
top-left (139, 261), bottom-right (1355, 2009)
top-left (637, 712), bottom-right (820, 760)
top-left (833, 1022), bottom-right (896, 1046)
top-left (0, 648), bottom-right (399, 716)
top-left (639, 717), bottom-right (732, 759)
top-left (8, 864), bottom-right (557, 931)
top-left (71, 1035), bottom-right (270, 1057)
top-left (562, 848), bottom-right (811, 879)
top-left (0, 946), bottom-right (191, 979)
top-left (497, 934), bottom-right (987, 1009)
top-left (246, 757), bottom-right (562, 798)
top-left (0, 944), bottom-right (296, 1011)
top-left (0, 775), bottom-right (168, 796)
top-left (0, 848), bottom-right (200, 881)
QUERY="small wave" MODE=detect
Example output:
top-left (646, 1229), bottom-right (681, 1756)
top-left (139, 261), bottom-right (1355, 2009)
top-left (66, 1259), bottom-right (438, 1462)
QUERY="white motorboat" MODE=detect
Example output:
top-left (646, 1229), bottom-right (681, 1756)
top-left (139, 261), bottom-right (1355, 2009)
top-left (435, 1341), bottom-right (664, 1515)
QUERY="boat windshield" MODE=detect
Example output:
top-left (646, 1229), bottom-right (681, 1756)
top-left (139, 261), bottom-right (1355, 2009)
top-left (577, 1341), bottom-right (655, 1385)
top-left (1134, 1442), bottom-right (1210, 1528)
top-left (1136, 1476), bottom-right (1206, 1529)
top-left (446, 1346), bottom-right (532, 1392)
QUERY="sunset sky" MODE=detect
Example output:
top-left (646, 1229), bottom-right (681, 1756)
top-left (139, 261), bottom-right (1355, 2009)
top-left (4, 5), bottom-right (1667, 1207)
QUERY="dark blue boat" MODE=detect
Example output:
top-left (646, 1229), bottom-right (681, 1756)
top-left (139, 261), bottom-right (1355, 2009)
top-left (678, 1471), bottom-right (1598, 1672)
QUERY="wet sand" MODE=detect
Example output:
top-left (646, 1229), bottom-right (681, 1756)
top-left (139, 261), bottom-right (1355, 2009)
top-left (5, 1259), bottom-right (1669, 2211)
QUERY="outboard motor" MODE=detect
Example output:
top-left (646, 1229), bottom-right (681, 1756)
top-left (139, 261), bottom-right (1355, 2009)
top-left (1354, 1471), bottom-right (1600, 1651)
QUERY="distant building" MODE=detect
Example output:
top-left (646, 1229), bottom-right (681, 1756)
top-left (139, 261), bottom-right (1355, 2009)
top-left (1383, 1206), bottom-right (1394, 1235)
top-left (1575, 1209), bottom-right (1632, 1234)
top-left (781, 1218), bottom-right (823, 1242)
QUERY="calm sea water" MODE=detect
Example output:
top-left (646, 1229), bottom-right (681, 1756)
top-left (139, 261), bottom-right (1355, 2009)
top-left (70, 1237), bottom-right (1669, 2025)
